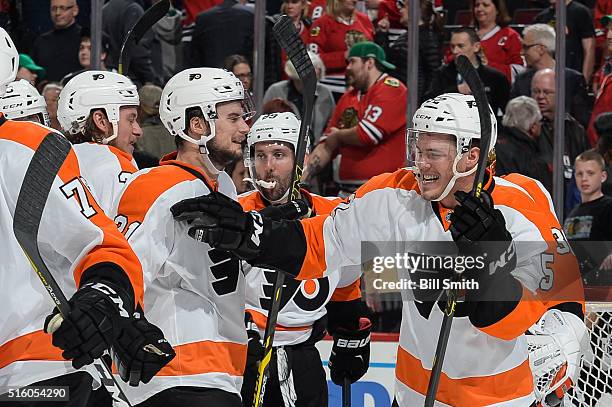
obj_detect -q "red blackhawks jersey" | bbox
[307,0,327,21]
[377,0,406,43]
[326,74,407,189]
[480,25,525,83]
[239,189,361,346]
[307,11,374,78]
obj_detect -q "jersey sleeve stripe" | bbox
[330,279,361,301]
[0,330,64,369]
[358,120,382,144]
[247,309,313,331]
[395,345,533,405]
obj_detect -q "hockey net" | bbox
[565,301,612,407]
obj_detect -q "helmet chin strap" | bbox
[179,119,221,176]
[101,121,120,145]
[430,153,477,202]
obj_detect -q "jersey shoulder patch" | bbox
[383,77,400,87]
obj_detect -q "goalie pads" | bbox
[527,309,590,406]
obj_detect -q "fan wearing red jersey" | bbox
[303,41,407,195]
[237,112,368,407]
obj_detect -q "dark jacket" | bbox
[376,26,443,102]
[495,125,552,192]
[423,60,510,116]
[30,23,82,82]
[103,0,159,85]
[510,67,593,128]
[190,0,254,68]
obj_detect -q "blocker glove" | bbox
[44,281,133,369]
[171,192,265,260]
[111,311,175,386]
[328,318,372,385]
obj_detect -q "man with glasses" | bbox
[510,24,591,128]
[531,68,590,210]
[30,0,82,82]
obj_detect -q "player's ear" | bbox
[92,109,110,135]
[466,146,480,169]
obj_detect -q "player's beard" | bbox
[257,170,291,203]
[207,136,243,169]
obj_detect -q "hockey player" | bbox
[238,112,368,407]
[57,70,142,215]
[0,27,174,405]
[0,79,50,126]
[112,67,255,406]
[171,93,588,406]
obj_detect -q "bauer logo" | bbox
[189,73,202,81]
[337,337,370,348]
[92,73,105,80]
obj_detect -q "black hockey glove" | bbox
[449,190,518,299]
[170,192,265,260]
[328,318,371,385]
[244,312,264,376]
[111,312,175,386]
[259,198,312,221]
[44,281,133,369]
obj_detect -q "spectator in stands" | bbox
[302,42,406,196]
[103,0,159,86]
[225,158,252,195]
[150,1,182,84]
[262,97,296,114]
[375,0,406,44]
[42,82,62,131]
[136,84,174,160]
[496,96,551,191]
[594,0,612,58]
[534,0,596,83]
[263,51,335,143]
[61,28,112,85]
[376,0,444,101]
[181,0,224,26]
[30,0,82,82]
[16,54,45,86]
[588,15,612,146]
[563,150,612,285]
[307,0,374,98]
[471,0,524,83]
[532,68,590,211]
[511,24,592,128]
[190,0,253,69]
[224,54,252,94]
[424,28,509,116]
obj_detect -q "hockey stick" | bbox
[251,15,318,407]
[118,0,170,76]
[13,133,132,407]
[424,54,493,407]
[343,377,351,407]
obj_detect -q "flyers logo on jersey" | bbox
[260,270,330,312]
[310,26,321,37]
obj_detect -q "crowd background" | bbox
[1,0,612,332]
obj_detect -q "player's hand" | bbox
[44,281,133,369]
[259,199,312,221]
[111,313,175,386]
[328,318,371,385]
[170,192,264,260]
[377,16,390,32]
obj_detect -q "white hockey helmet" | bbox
[244,112,303,203]
[0,80,50,126]
[160,68,255,148]
[0,27,19,98]
[57,70,139,144]
[408,93,497,201]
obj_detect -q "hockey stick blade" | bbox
[13,133,132,407]
[424,55,494,407]
[118,0,170,75]
[252,16,318,407]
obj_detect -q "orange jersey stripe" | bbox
[247,309,312,332]
[0,330,63,369]
[330,279,361,301]
[395,345,533,406]
[156,341,246,377]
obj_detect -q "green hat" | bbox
[348,41,396,71]
[18,54,46,78]
[601,15,612,26]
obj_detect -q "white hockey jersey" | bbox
[239,189,361,346]
[72,142,138,215]
[113,156,247,404]
[0,115,144,390]
[263,169,584,406]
